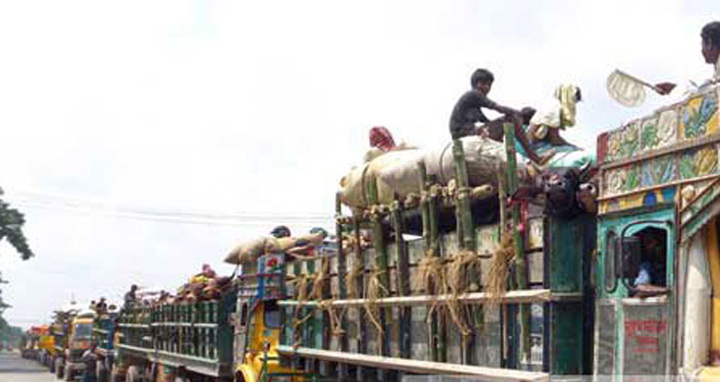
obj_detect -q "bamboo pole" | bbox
[417,161,440,362]
[503,122,531,362]
[428,178,447,362]
[391,198,412,359]
[352,215,367,380]
[452,139,476,251]
[366,178,390,381]
[277,346,549,382]
[335,193,348,380]
[277,289,556,307]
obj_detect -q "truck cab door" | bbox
[596,209,675,379]
[235,301,251,365]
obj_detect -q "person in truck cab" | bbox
[448,68,553,165]
[634,232,668,298]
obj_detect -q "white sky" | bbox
[0,0,717,327]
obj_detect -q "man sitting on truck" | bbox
[653,21,720,93]
[702,21,720,82]
[448,68,554,165]
[123,284,138,309]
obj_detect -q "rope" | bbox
[485,232,516,307]
[363,269,388,355]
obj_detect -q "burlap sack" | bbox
[224,237,268,264]
[339,149,423,208]
[377,136,511,200]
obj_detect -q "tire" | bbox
[64,364,74,381]
[147,363,157,382]
[110,366,123,382]
[97,360,109,382]
[126,365,140,382]
[55,358,64,379]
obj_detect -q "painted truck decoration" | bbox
[596,83,720,378]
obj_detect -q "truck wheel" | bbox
[64,364,74,381]
[126,365,140,382]
[110,365,123,382]
[97,360,108,382]
[55,358,64,379]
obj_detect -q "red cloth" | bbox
[369,126,396,152]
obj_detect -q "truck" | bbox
[22,325,51,361]
[93,310,119,382]
[111,256,310,382]
[58,82,720,382]
[276,129,597,381]
[51,308,95,381]
[276,83,720,381]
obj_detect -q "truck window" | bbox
[74,323,93,339]
[605,230,617,292]
[264,301,280,328]
[630,227,667,289]
[240,303,248,327]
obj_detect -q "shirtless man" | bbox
[449,68,552,164]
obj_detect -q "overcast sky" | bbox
[0,0,716,327]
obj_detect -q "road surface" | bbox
[0,351,58,382]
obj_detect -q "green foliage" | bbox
[640,123,658,150]
[0,187,33,260]
[0,186,33,340]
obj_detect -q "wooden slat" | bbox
[279,289,554,308]
[277,346,548,382]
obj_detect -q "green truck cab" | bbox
[594,83,720,378]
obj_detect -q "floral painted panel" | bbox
[640,154,677,188]
[603,153,677,197]
[640,116,659,152]
[603,165,639,196]
[681,91,718,139]
[678,144,719,179]
[656,108,679,148]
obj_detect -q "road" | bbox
[0,351,58,382]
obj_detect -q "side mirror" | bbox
[619,237,642,279]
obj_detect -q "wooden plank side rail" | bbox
[279,289,566,308]
[277,346,548,382]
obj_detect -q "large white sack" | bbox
[378,136,512,199]
[426,136,510,186]
[339,149,423,209]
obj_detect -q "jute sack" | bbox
[224,237,268,264]
[377,136,512,199]
[264,232,325,253]
[339,149,423,209]
[426,136,510,187]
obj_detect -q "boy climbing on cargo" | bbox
[449,68,553,165]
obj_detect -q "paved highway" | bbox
[0,351,58,382]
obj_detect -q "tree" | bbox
[0,187,33,340]
[0,187,33,260]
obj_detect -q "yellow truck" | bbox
[52,309,95,381]
[113,254,307,382]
